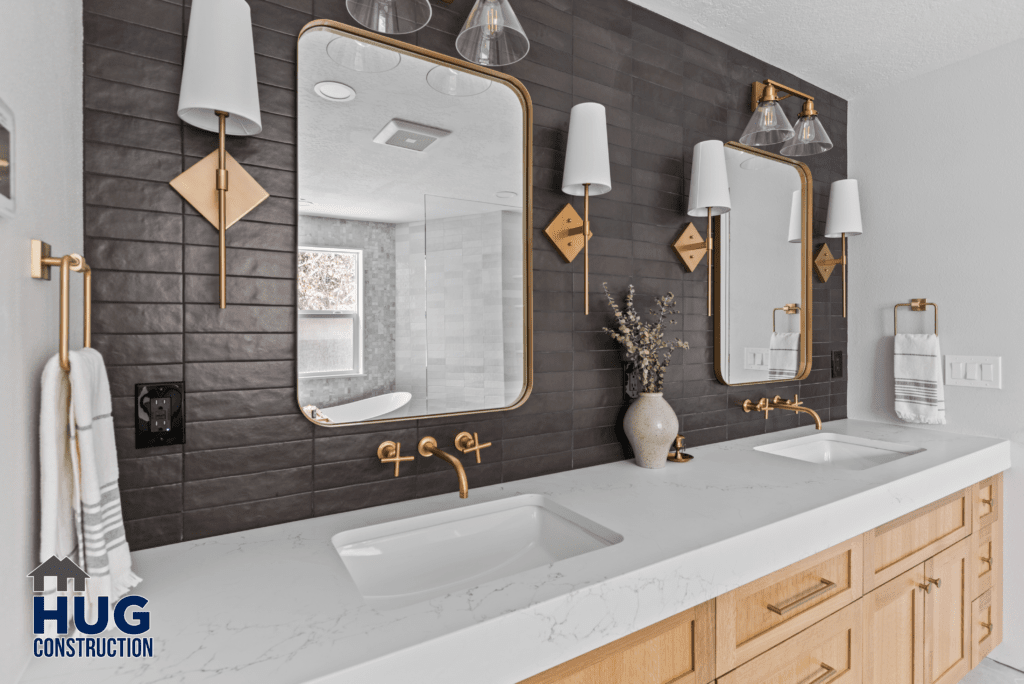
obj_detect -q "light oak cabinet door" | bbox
[519,601,715,684]
[862,564,925,684]
[923,537,971,684]
[863,489,972,592]
[718,600,862,684]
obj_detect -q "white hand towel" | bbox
[894,333,946,424]
[768,332,800,380]
[67,348,141,624]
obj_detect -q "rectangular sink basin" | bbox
[755,433,925,470]
[332,494,623,610]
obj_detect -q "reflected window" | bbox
[297,247,362,377]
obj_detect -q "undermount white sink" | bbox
[332,494,623,610]
[755,433,925,470]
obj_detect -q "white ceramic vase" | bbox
[623,392,678,469]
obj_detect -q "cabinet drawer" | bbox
[716,536,862,675]
[863,488,971,592]
[971,518,1002,599]
[719,600,862,684]
[519,601,715,684]
[973,474,1001,531]
[971,589,1002,669]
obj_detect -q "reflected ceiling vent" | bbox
[372,119,451,152]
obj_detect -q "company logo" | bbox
[28,556,153,658]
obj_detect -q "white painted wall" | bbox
[848,39,1024,669]
[0,0,83,680]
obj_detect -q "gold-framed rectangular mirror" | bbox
[715,142,812,386]
[295,21,532,426]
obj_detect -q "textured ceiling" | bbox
[633,0,1024,98]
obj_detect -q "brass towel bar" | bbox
[31,240,92,371]
[772,303,800,333]
[894,298,937,335]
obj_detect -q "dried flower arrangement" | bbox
[602,283,689,393]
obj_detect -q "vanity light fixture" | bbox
[545,102,611,315]
[346,0,432,35]
[456,0,529,67]
[814,179,863,317]
[678,140,731,316]
[170,0,268,309]
[742,79,833,156]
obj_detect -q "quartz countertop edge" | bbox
[21,420,1012,684]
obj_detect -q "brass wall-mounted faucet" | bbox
[376,434,479,499]
[418,437,469,498]
[742,394,822,430]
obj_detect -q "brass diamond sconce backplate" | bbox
[673,223,708,272]
[170,150,269,231]
[814,243,836,282]
[544,203,590,262]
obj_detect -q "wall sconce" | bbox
[347,0,432,35]
[544,103,611,315]
[814,179,863,317]
[676,140,731,316]
[456,0,529,66]
[741,79,833,156]
[170,0,268,309]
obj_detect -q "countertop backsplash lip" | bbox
[22,420,1010,684]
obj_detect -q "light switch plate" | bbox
[945,355,1002,389]
[744,348,770,371]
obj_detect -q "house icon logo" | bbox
[27,556,90,593]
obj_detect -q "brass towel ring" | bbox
[30,240,92,371]
[894,298,937,335]
[772,303,800,333]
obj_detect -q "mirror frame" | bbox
[713,141,812,386]
[295,20,534,426]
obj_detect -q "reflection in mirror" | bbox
[296,24,530,425]
[717,144,810,385]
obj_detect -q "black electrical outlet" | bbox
[136,382,185,449]
[831,350,844,379]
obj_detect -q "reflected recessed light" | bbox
[314,81,356,102]
[496,191,518,199]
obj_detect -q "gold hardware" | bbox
[418,436,469,498]
[584,183,590,315]
[806,664,838,684]
[766,578,836,615]
[377,440,415,477]
[301,405,333,425]
[170,111,269,309]
[31,240,92,372]
[981,556,993,567]
[751,79,816,114]
[742,397,773,418]
[454,431,491,464]
[982,497,996,508]
[919,577,942,593]
[673,220,715,315]
[770,394,822,430]
[772,303,800,333]
[544,203,588,263]
[813,235,849,317]
[0,159,8,168]
[981,621,994,636]
[894,299,938,335]
[667,434,693,463]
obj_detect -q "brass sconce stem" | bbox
[813,240,848,318]
[584,182,590,316]
[707,207,713,316]
[841,232,847,318]
[216,111,229,309]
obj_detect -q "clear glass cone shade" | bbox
[456,0,530,67]
[739,100,794,146]
[426,66,492,96]
[346,0,432,35]
[780,115,833,156]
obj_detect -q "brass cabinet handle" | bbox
[981,556,994,567]
[808,664,839,684]
[919,577,942,593]
[767,578,836,615]
[982,497,996,509]
[981,621,994,637]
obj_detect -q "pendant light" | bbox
[346,0,432,35]
[456,0,529,67]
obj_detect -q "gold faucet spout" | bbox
[770,395,823,430]
[418,437,469,498]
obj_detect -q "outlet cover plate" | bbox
[944,356,1002,389]
[136,382,186,448]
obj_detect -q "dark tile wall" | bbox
[83,0,848,550]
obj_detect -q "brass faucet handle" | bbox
[377,440,415,478]
[455,431,491,464]
[668,434,693,463]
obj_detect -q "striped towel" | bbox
[67,348,141,625]
[894,333,946,424]
[768,332,800,380]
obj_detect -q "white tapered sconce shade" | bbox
[562,103,611,196]
[347,0,432,35]
[456,0,529,67]
[683,140,732,316]
[171,0,268,309]
[787,190,802,243]
[824,179,863,237]
[178,0,262,135]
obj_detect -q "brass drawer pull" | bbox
[919,577,942,593]
[808,663,838,684]
[767,578,837,615]
[982,497,996,509]
[981,621,994,638]
[981,556,994,567]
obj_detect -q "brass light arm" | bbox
[419,437,469,498]
[751,79,816,113]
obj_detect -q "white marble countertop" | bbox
[22,420,1011,684]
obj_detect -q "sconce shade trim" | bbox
[687,140,732,217]
[347,0,433,36]
[178,0,262,136]
[824,179,863,237]
[562,103,611,196]
[780,114,834,157]
[456,0,529,67]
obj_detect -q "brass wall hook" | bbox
[454,431,491,464]
[377,440,415,477]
